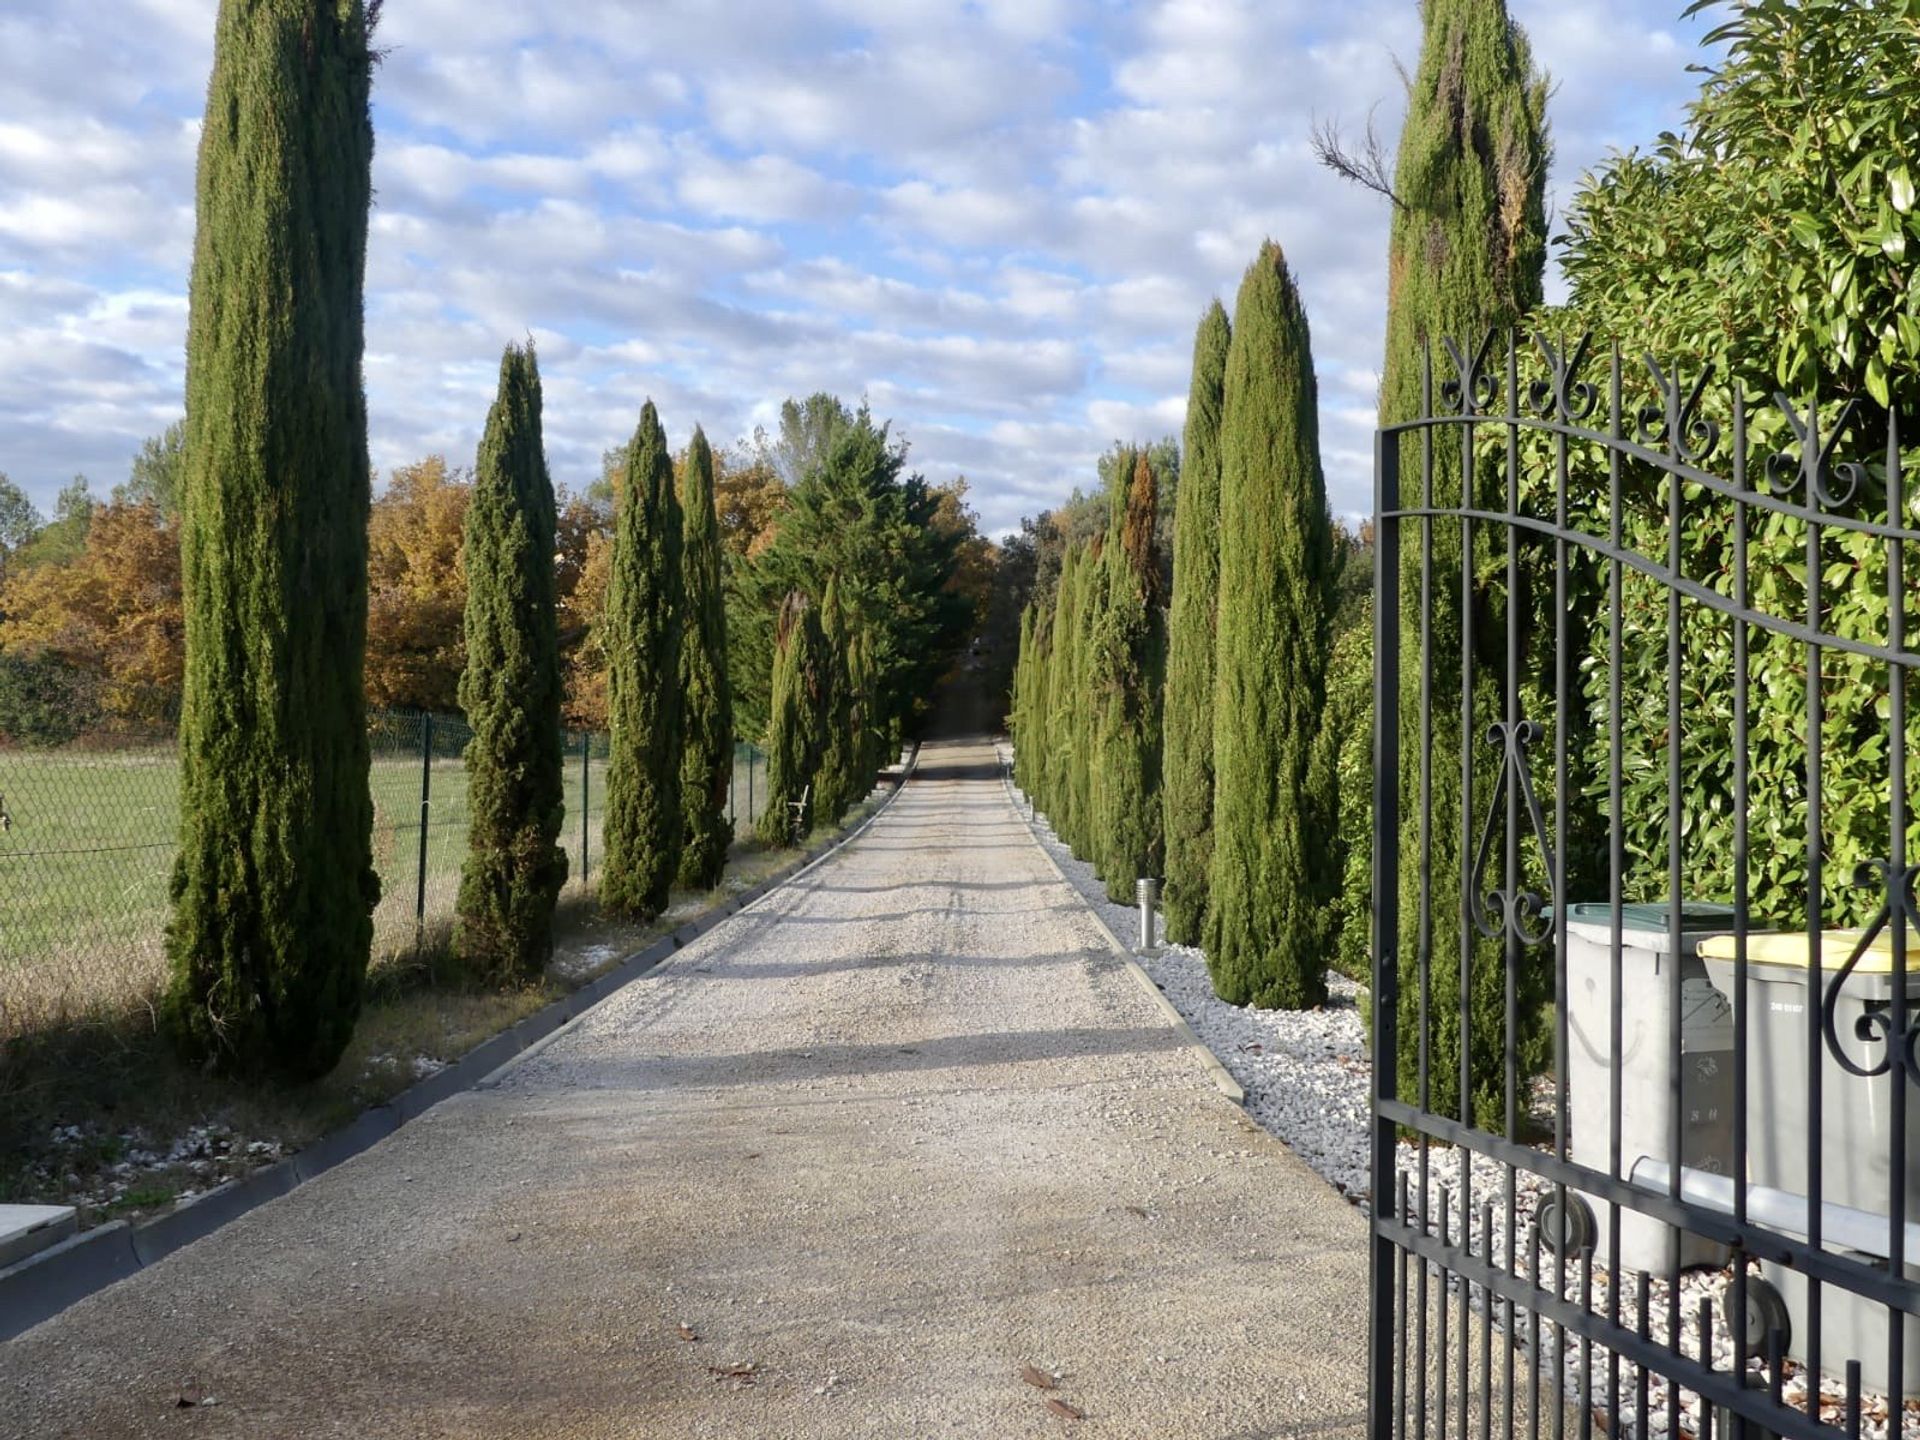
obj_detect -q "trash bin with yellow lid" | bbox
[1697,926,1920,1396]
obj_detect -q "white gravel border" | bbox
[995,745,1920,1439]
[994,746,1371,1201]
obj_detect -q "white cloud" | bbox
[0,0,1708,537]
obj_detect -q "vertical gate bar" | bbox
[1500,333,1521,1440]
[581,730,591,888]
[1730,390,1751,1412]
[1398,1173,1412,1440]
[1528,1224,1542,1440]
[1635,1271,1652,1436]
[1420,346,1436,1225]
[1580,1253,1595,1440]
[1370,424,1404,1440]
[1886,406,1907,1408]
[1551,334,1576,1439]
[1664,364,1685,1440]
[1456,340,1476,1440]
[1504,332,1521,1153]
[749,746,756,834]
[1803,401,1825,1412]
[1478,1202,1493,1440]
[1600,343,1624,1440]
[1418,344,1435,1440]
[1438,1188,1451,1440]
[415,711,432,946]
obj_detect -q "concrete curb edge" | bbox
[997,748,1247,1108]
[0,743,922,1343]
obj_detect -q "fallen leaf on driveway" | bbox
[708,1362,757,1378]
[1021,1365,1057,1390]
[1123,1205,1149,1219]
[678,1323,699,1342]
[1045,1397,1085,1420]
[175,1378,203,1409]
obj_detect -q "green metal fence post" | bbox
[415,711,433,948]
[580,729,591,887]
[748,745,755,834]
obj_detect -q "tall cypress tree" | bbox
[455,342,568,982]
[1205,241,1338,1010]
[812,575,859,825]
[1162,302,1231,946]
[1382,0,1550,1125]
[757,590,827,846]
[601,401,685,921]
[1092,452,1164,904]
[847,620,883,795]
[676,427,733,892]
[163,0,380,1079]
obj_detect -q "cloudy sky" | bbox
[0,0,1714,537]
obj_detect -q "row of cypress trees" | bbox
[1010,241,1341,1011]
[157,0,742,1079]
[1010,449,1165,908]
[1014,0,1556,1109]
[599,404,736,923]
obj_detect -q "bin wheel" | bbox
[1535,1193,1595,1256]
[1742,1278,1791,1357]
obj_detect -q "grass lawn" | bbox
[0,738,771,1038]
[0,735,883,1228]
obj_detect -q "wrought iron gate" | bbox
[1368,332,1920,1439]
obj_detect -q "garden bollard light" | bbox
[1137,877,1160,953]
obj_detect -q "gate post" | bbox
[415,711,433,949]
[1367,428,1402,1439]
[580,730,591,888]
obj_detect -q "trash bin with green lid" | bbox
[1698,927,1920,1397]
[1561,901,1745,1274]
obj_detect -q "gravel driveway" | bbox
[0,735,1368,1439]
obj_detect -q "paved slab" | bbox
[0,735,1368,1439]
[0,1206,76,1270]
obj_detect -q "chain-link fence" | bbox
[0,712,769,1041]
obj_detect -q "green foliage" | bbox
[0,651,99,745]
[1068,535,1109,859]
[12,477,92,572]
[454,343,568,983]
[812,575,860,825]
[163,0,381,1081]
[601,401,685,921]
[1204,242,1339,1010]
[676,428,734,892]
[0,472,41,589]
[119,422,186,518]
[1042,545,1086,837]
[1161,302,1230,944]
[733,402,970,750]
[757,591,827,845]
[1381,0,1550,1125]
[1326,617,1375,984]
[1556,0,1920,938]
[1090,451,1164,904]
[1562,0,1920,414]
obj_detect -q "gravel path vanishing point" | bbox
[0,733,1368,1440]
